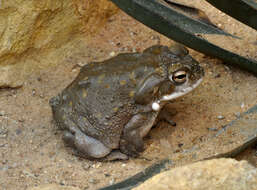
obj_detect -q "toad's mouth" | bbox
[152,78,203,111]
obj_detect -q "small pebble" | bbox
[89,178,98,184]
[217,115,225,120]
[173,149,180,153]
[109,178,115,185]
[224,65,230,71]
[152,102,160,111]
[178,143,184,148]
[214,73,221,78]
[72,68,78,72]
[234,112,241,117]
[1,165,9,171]
[15,129,22,135]
[18,118,25,122]
[0,127,8,138]
[0,143,7,148]
[130,31,137,36]
[207,127,218,131]
[121,47,128,52]
[77,62,87,67]
[32,89,36,96]
[110,51,115,57]
[0,111,5,116]
[59,181,65,186]
[150,35,160,41]
[82,163,91,170]
[92,163,102,169]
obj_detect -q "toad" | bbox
[50,44,204,160]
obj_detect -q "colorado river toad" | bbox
[49,45,204,160]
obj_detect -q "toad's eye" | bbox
[172,70,187,83]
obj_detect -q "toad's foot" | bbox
[106,150,128,161]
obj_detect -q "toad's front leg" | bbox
[158,106,177,126]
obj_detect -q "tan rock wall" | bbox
[0,0,118,87]
[134,158,257,190]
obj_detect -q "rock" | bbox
[207,126,219,131]
[109,178,115,185]
[89,178,99,184]
[133,158,257,190]
[0,111,5,116]
[0,126,8,138]
[0,0,118,87]
[214,73,221,78]
[82,163,91,170]
[235,112,241,117]
[28,184,81,190]
[217,115,225,120]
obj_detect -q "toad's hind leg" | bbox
[120,112,158,157]
[63,129,111,159]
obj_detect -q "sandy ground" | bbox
[0,1,257,190]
